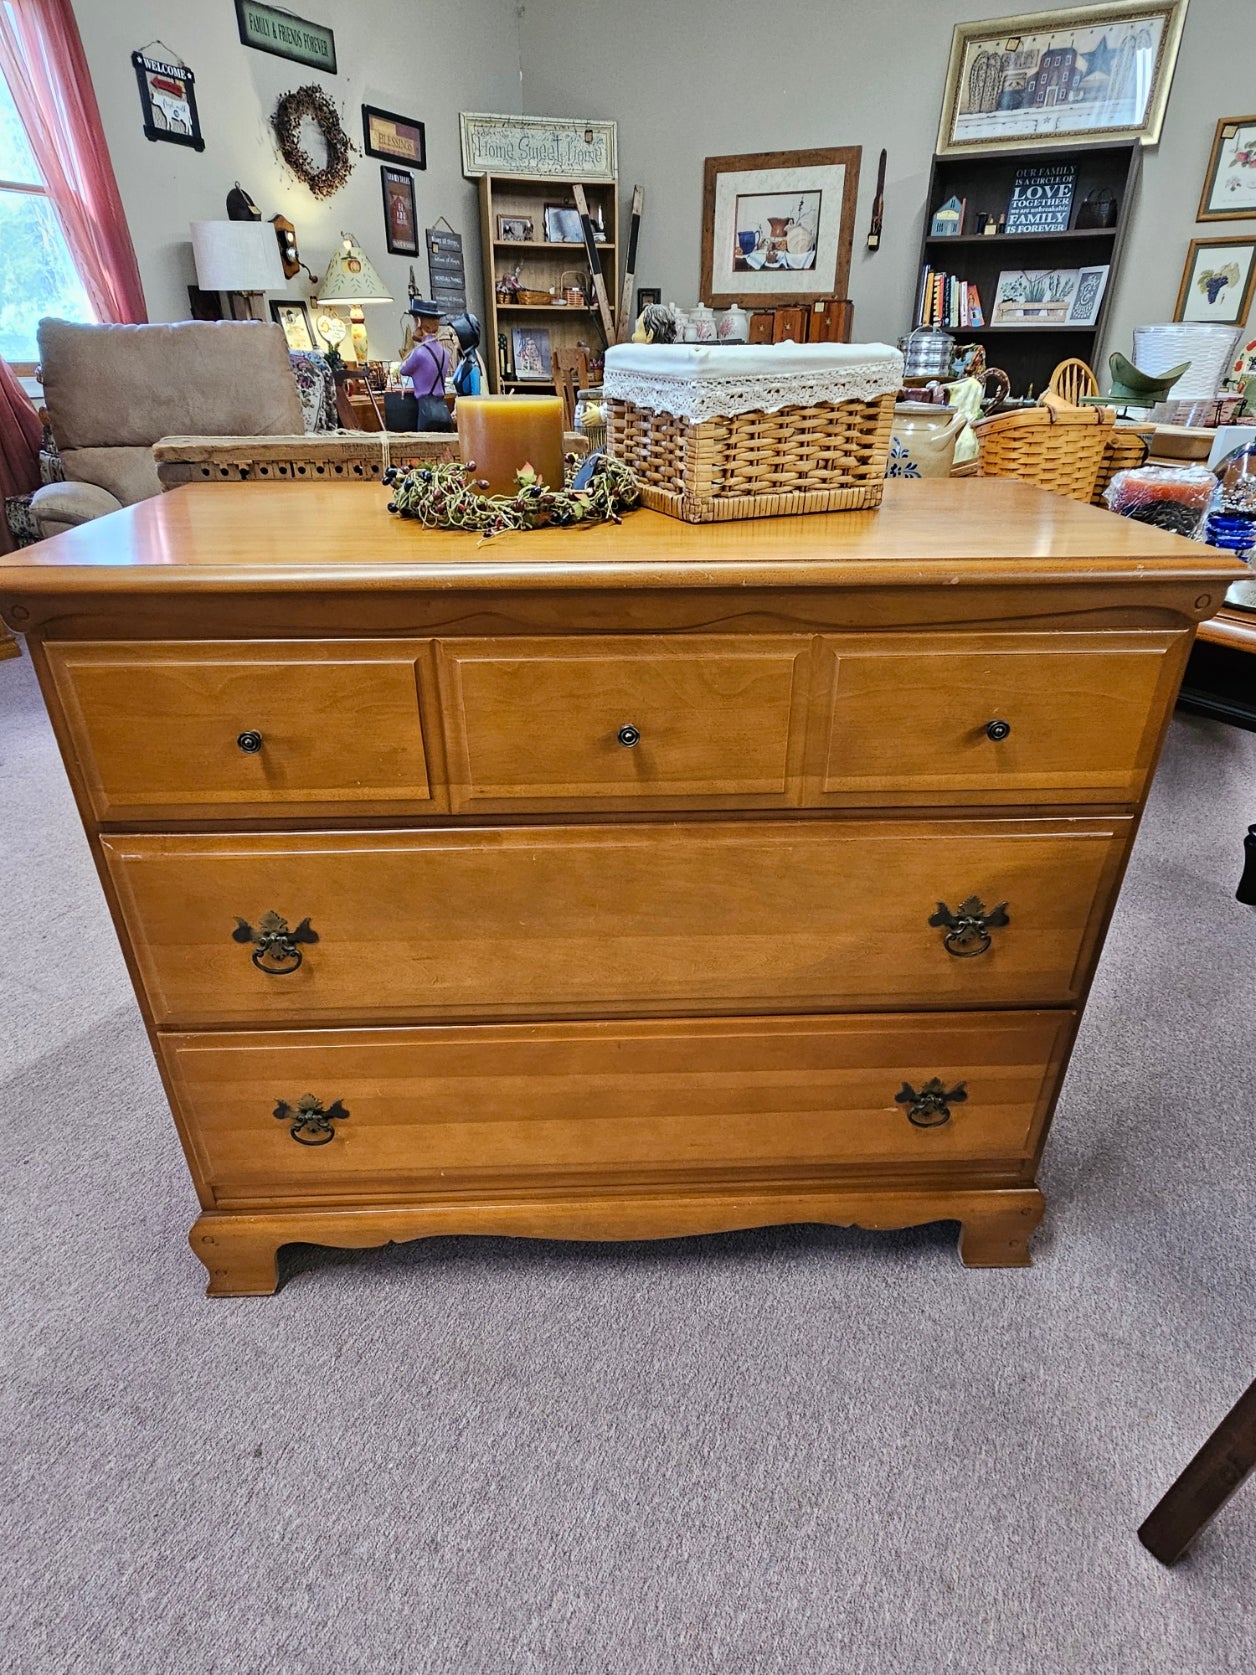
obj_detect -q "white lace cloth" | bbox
[603,341,903,423]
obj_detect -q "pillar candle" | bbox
[457,396,565,497]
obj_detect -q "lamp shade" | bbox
[191,220,285,292]
[318,234,393,304]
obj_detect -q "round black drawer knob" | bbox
[985,719,1011,742]
[617,725,641,748]
[237,730,264,754]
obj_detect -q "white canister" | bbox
[717,303,750,343]
[690,303,717,342]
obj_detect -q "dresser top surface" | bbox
[0,477,1242,599]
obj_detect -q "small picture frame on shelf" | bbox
[497,215,534,242]
[543,205,584,244]
[268,298,316,352]
[511,326,552,381]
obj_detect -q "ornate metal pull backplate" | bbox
[928,896,1009,957]
[274,1093,349,1146]
[894,1078,968,1128]
[232,910,319,974]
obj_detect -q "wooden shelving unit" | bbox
[914,141,1141,397]
[477,173,619,393]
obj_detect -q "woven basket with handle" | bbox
[973,403,1115,504]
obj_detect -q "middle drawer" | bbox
[102,817,1130,1027]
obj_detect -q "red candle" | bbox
[457,396,565,496]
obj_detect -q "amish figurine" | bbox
[631,302,680,344]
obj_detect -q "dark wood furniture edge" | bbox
[1138,1377,1256,1565]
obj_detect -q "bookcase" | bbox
[477,174,619,393]
[914,141,1141,397]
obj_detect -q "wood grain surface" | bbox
[102,818,1128,1027]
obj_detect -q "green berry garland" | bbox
[385,454,641,535]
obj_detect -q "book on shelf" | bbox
[916,266,985,331]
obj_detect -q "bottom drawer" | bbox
[161,1011,1073,1205]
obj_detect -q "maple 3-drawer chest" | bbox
[0,478,1238,1294]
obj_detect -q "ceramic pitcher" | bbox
[887,402,966,479]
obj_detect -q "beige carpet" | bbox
[1,645,1254,1674]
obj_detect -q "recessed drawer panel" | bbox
[161,1010,1073,1204]
[436,635,810,810]
[45,639,437,821]
[814,631,1186,806]
[103,817,1129,1027]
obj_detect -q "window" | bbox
[0,54,94,369]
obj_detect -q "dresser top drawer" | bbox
[437,635,810,811]
[45,639,437,822]
[162,1010,1073,1205]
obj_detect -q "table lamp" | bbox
[190,220,285,320]
[316,233,393,363]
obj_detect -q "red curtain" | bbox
[0,0,146,324]
[0,355,42,554]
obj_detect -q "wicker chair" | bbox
[973,402,1115,503]
[1046,357,1100,406]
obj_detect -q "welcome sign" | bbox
[235,1,336,74]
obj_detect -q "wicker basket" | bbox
[514,288,553,306]
[611,393,897,522]
[1092,425,1152,506]
[973,403,1115,504]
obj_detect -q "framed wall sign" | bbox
[381,167,419,257]
[936,1,1189,156]
[235,1,336,74]
[268,299,316,352]
[1175,237,1256,326]
[363,105,426,170]
[427,222,467,313]
[1198,116,1256,221]
[701,147,861,309]
[459,112,616,181]
[131,52,205,151]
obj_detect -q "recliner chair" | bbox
[28,318,305,539]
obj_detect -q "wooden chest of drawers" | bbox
[1,479,1239,1294]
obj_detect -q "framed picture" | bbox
[936,1,1189,156]
[543,205,584,244]
[510,326,552,382]
[991,267,1095,326]
[701,148,860,308]
[636,287,661,315]
[130,52,205,151]
[1198,116,1256,221]
[268,299,316,352]
[496,215,534,242]
[1068,264,1110,326]
[381,166,419,257]
[362,104,426,169]
[1175,238,1256,327]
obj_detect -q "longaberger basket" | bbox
[603,341,902,523]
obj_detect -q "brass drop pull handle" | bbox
[274,1094,348,1146]
[929,896,1009,957]
[895,1078,968,1128]
[617,724,641,747]
[985,719,1011,742]
[237,730,264,753]
[232,911,319,974]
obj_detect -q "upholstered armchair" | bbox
[27,319,306,539]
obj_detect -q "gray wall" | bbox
[518,0,1256,363]
[74,0,523,340]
